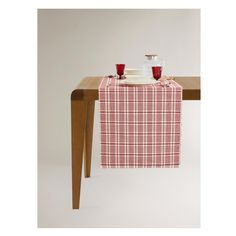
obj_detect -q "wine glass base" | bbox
[117,75,126,80]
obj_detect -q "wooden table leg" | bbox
[84,101,95,178]
[71,98,87,209]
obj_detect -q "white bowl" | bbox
[125,68,143,75]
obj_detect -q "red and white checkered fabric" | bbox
[99,77,182,168]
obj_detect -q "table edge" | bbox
[71,76,201,101]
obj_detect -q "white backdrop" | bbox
[38,9,200,227]
[38,9,200,165]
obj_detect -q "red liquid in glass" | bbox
[116,64,125,79]
[152,66,162,80]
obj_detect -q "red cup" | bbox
[116,64,125,79]
[152,66,162,80]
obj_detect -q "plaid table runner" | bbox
[99,77,182,168]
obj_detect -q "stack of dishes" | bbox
[125,68,143,75]
[123,68,158,85]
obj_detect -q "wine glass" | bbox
[116,64,125,79]
[152,66,162,80]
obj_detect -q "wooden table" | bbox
[71,76,200,209]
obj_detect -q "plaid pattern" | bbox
[99,77,182,168]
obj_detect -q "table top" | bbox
[71,76,201,101]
